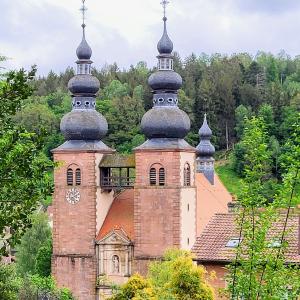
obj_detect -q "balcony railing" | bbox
[100,176,135,189]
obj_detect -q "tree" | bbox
[103,86,145,152]
[110,274,156,300]
[35,238,52,277]
[0,263,20,300]
[148,249,214,300]
[227,116,300,299]
[16,213,52,277]
[112,249,214,300]
[235,105,252,139]
[0,66,54,254]
[19,275,74,300]
[13,103,59,135]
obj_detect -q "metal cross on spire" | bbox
[80,0,87,27]
[160,0,170,19]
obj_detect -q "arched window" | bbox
[184,163,191,186]
[112,255,120,274]
[75,168,81,186]
[150,168,156,186]
[159,168,165,186]
[67,169,73,186]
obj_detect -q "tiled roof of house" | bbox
[96,189,134,241]
[192,213,300,264]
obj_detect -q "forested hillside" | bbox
[16,51,300,155]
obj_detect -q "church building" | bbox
[51,1,232,299]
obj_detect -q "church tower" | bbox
[196,114,216,184]
[51,2,114,299]
[134,1,197,274]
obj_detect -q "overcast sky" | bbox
[1,0,300,75]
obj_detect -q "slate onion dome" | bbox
[141,0,190,139]
[60,1,108,141]
[196,114,215,157]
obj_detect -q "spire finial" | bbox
[161,0,169,21]
[76,0,92,60]
[80,0,87,34]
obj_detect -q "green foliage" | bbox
[16,213,52,277]
[0,67,54,254]
[215,162,243,196]
[0,263,20,300]
[227,114,300,299]
[148,249,214,300]
[111,249,214,300]
[235,105,252,139]
[18,275,74,300]
[35,238,52,277]
[100,83,145,152]
[110,274,156,300]
[0,67,36,121]
[14,103,59,133]
[258,104,275,136]
[9,51,300,154]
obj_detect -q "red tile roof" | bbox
[192,213,300,264]
[96,189,134,241]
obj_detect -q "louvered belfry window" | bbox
[67,169,73,186]
[150,168,156,185]
[75,168,81,186]
[159,168,165,186]
[184,163,191,186]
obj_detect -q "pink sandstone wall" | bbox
[134,149,196,274]
[52,152,97,300]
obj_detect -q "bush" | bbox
[0,263,20,300]
[110,249,214,300]
[35,239,52,277]
[18,275,74,300]
[110,274,156,300]
[16,213,52,277]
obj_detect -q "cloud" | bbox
[1,0,300,75]
[234,0,300,14]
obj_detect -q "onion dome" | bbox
[68,74,100,96]
[61,110,108,140]
[76,25,92,60]
[141,1,190,141]
[157,17,173,54]
[60,2,108,142]
[196,114,215,157]
[141,107,190,139]
[148,70,182,91]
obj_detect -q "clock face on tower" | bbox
[66,188,81,205]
